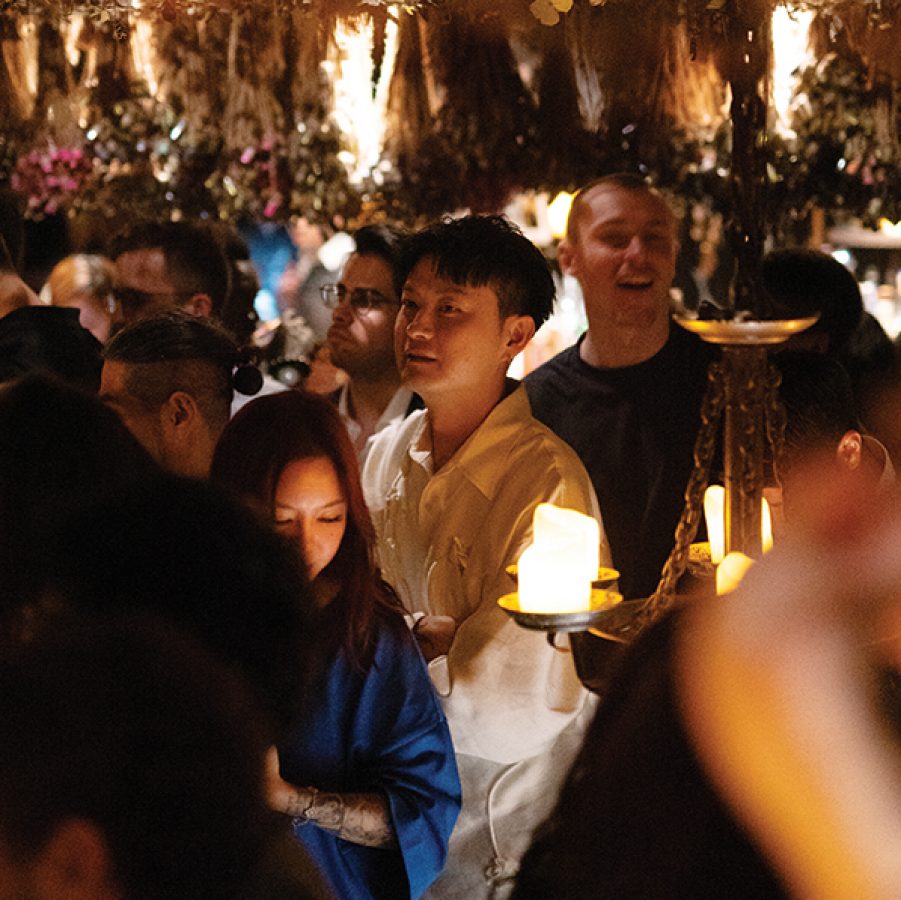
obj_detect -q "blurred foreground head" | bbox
[0,374,156,609]
[28,473,315,736]
[0,614,271,900]
[0,306,101,391]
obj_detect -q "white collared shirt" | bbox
[363,384,611,765]
[337,382,416,465]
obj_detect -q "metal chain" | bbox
[735,352,766,547]
[643,359,725,627]
[764,359,786,483]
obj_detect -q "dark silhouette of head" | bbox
[762,249,863,356]
[0,613,271,900]
[37,473,314,736]
[0,306,102,391]
[0,373,157,615]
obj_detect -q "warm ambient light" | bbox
[517,504,599,614]
[547,192,574,242]
[716,551,754,595]
[704,485,773,565]
[879,218,901,238]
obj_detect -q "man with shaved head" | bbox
[526,174,718,606]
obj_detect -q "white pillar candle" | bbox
[517,504,600,614]
[704,485,726,564]
[704,484,775,563]
[762,498,774,554]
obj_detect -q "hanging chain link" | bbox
[642,359,726,627]
[764,358,786,482]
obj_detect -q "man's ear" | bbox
[33,819,121,900]
[503,314,536,361]
[161,391,200,431]
[557,238,576,277]
[836,429,863,471]
[182,292,213,318]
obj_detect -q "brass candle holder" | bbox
[498,565,622,640]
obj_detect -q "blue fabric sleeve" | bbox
[281,616,460,899]
[354,623,461,898]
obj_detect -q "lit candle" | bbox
[716,551,754,595]
[762,498,773,553]
[517,504,600,614]
[704,484,774,563]
[704,485,726,564]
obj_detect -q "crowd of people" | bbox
[3,175,901,899]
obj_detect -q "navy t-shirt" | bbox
[525,326,718,600]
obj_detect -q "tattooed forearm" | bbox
[284,786,397,849]
[282,786,315,819]
[313,790,397,848]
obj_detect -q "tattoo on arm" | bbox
[294,788,398,848]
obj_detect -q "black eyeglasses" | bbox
[112,286,191,313]
[320,284,396,313]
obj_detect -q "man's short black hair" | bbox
[103,310,240,430]
[352,223,409,296]
[762,249,863,355]
[108,220,230,316]
[0,613,271,899]
[772,350,860,476]
[398,215,555,329]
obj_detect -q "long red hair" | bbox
[211,390,404,670]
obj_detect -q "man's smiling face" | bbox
[563,185,678,333]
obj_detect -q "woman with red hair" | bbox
[211,389,460,900]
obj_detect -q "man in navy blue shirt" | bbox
[526,174,717,603]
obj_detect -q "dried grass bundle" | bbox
[222,3,287,151]
[383,12,433,165]
[814,1,901,81]
[0,18,33,128]
[154,16,227,143]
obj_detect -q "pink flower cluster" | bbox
[225,136,285,220]
[11,146,93,218]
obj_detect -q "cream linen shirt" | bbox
[363,384,612,765]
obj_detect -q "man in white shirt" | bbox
[325,224,420,463]
[363,215,611,899]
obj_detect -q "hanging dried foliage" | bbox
[221,6,287,152]
[282,8,330,124]
[382,13,432,172]
[154,15,229,145]
[80,17,136,115]
[415,11,540,213]
[1,0,899,230]
[777,47,901,226]
[30,18,82,145]
[564,1,691,135]
[0,0,416,27]
[529,23,598,191]
[0,16,33,129]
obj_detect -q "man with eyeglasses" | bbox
[324,224,421,462]
[106,221,230,328]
